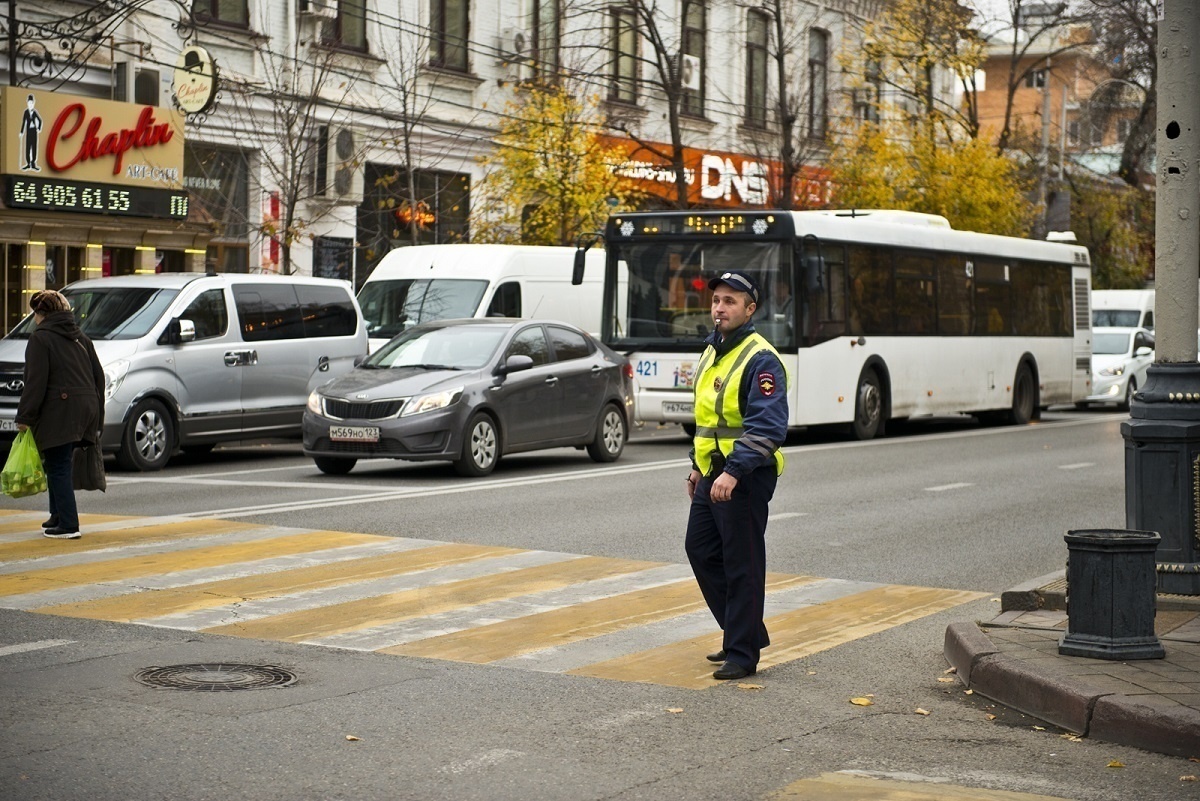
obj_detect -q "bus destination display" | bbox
[611,214,775,237]
[5,176,189,219]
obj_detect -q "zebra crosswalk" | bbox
[0,509,986,689]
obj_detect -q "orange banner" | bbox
[602,136,831,209]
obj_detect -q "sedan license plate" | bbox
[0,419,16,432]
[329,425,380,443]
[662,402,694,415]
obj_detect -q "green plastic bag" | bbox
[2,430,48,499]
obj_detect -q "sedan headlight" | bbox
[103,359,129,400]
[306,390,323,415]
[1099,366,1124,377]
[401,387,463,416]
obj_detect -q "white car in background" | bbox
[1080,326,1154,411]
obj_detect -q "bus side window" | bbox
[895,253,936,335]
[848,245,892,334]
[974,260,1012,335]
[937,254,972,335]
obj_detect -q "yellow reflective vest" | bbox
[692,331,785,477]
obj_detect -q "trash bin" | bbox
[1059,529,1165,660]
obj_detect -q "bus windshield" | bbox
[357,279,488,340]
[605,240,789,348]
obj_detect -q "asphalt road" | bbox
[2,408,1195,800]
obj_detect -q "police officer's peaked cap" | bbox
[708,270,760,303]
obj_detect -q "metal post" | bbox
[1121,0,1200,594]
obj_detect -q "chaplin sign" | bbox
[172,46,217,115]
[1,86,184,190]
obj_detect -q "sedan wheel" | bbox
[454,413,499,477]
[587,404,627,463]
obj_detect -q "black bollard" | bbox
[1059,529,1165,660]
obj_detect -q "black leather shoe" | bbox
[706,649,727,663]
[712,661,754,680]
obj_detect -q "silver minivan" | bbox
[0,273,368,470]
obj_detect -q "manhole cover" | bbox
[134,663,297,691]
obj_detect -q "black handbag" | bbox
[72,443,107,492]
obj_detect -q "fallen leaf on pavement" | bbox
[1107,760,1125,768]
[1032,726,1045,731]
[1191,757,1200,763]
[850,697,874,706]
[937,677,956,683]
[1180,776,1197,782]
[666,708,684,714]
[985,714,997,721]
[807,671,817,675]
[1060,734,1083,742]
[915,708,930,716]
[737,683,764,691]
[345,735,360,741]
[964,689,974,695]
[943,667,957,674]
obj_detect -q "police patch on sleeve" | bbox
[757,371,776,396]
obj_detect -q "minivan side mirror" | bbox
[161,318,196,345]
[498,354,534,375]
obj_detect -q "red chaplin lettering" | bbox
[46,104,175,175]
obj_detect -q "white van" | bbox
[357,244,604,351]
[0,274,367,470]
[1092,289,1154,330]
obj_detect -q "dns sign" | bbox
[395,200,436,230]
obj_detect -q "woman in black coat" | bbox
[15,290,104,539]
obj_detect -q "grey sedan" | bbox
[302,318,633,476]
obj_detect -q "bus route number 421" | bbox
[636,360,658,377]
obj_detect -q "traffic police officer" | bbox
[685,269,788,680]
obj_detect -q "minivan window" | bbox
[6,287,180,340]
[297,284,357,338]
[180,288,229,341]
[357,279,488,339]
[234,284,305,341]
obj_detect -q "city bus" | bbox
[574,209,1092,439]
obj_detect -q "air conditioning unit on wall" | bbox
[676,53,701,92]
[301,0,338,20]
[496,28,531,64]
[113,62,163,106]
[314,126,364,205]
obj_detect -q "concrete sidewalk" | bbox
[944,571,1200,759]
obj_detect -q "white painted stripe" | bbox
[314,564,695,651]
[144,549,582,630]
[4,537,443,611]
[1058,462,1095,470]
[770,512,807,521]
[924,482,974,492]
[0,639,74,657]
[492,577,879,673]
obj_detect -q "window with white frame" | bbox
[745,10,769,127]
[610,7,638,103]
[194,0,248,26]
[807,28,829,140]
[431,0,470,72]
[326,0,368,51]
[681,1,706,116]
[534,0,560,78]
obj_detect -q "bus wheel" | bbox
[1007,364,1036,425]
[851,369,884,440]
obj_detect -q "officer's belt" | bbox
[695,425,744,438]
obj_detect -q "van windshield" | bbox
[6,287,179,340]
[1093,309,1141,328]
[357,279,488,339]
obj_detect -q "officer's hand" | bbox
[710,472,738,502]
[685,469,701,500]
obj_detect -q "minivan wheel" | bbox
[587,404,627,463]
[314,456,356,475]
[116,398,173,472]
[454,413,499,477]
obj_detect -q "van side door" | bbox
[294,283,367,391]
[232,283,308,438]
[169,286,243,443]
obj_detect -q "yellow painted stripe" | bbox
[206,556,660,644]
[36,543,523,622]
[570,584,987,689]
[386,573,821,663]
[0,513,130,536]
[3,530,385,598]
[770,772,1075,800]
[0,518,256,563]
[0,509,27,518]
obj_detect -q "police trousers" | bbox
[684,466,777,670]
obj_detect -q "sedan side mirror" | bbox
[1135,346,1152,357]
[498,354,534,375]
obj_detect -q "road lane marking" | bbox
[924,482,974,492]
[770,512,807,521]
[0,518,257,563]
[1057,462,1095,470]
[0,639,74,657]
[771,772,1076,800]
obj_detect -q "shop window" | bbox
[358,164,471,280]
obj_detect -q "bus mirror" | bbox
[804,253,825,291]
[572,250,586,285]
